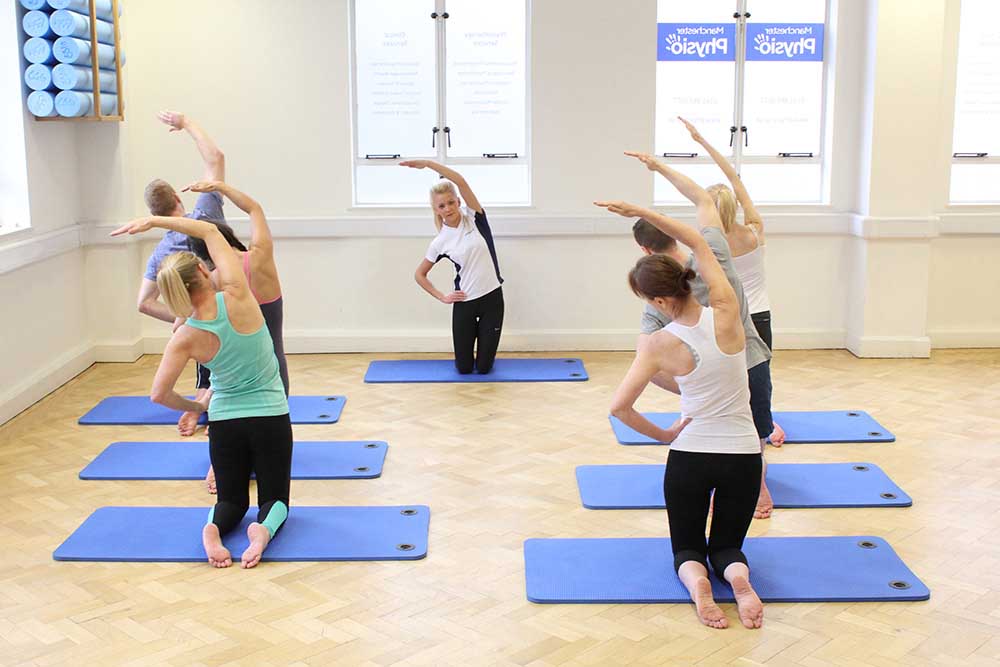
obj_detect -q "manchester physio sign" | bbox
[746,24,824,61]
[657,24,736,61]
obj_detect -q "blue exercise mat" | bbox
[524,536,929,603]
[54,505,430,562]
[575,463,911,509]
[610,410,894,445]
[364,358,588,383]
[80,441,388,480]
[78,395,347,425]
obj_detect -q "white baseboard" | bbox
[0,342,94,426]
[773,328,846,350]
[846,334,932,358]
[928,329,1000,348]
[92,337,145,362]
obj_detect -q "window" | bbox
[654,0,828,204]
[950,0,1000,204]
[351,0,529,206]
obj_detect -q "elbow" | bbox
[609,404,630,421]
[137,300,152,316]
[210,149,225,169]
[149,388,167,406]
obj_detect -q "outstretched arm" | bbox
[624,151,721,232]
[400,160,483,213]
[185,181,272,256]
[158,111,225,182]
[678,117,762,230]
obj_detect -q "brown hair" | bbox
[706,184,738,233]
[628,254,696,300]
[144,179,178,217]
[631,218,677,252]
[156,252,203,318]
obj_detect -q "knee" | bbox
[708,547,747,578]
[673,549,707,574]
[455,363,474,375]
[476,360,495,374]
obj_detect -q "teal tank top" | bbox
[185,292,288,421]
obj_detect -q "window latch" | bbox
[741,125,748,147]
[663,152,698,158]
[778,152,814,158]
[729,126,737,147]
[483,153,518,158]
[365,154,401,160]
[953,152,988,158]
[443,126,451,147]
[432,126,439,148]
[430,11,449,19]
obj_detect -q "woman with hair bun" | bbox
[401,160,504,375]
[597,163,764,631]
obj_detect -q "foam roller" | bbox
[50,9,115,45]
[55,90,118,117]
[20,0,48,10]
[24,64,55,91]
[27,91,58,117]
[53,37,124,69]
[22,10,54,38]
[23,38,56,65]
[52,63,117,92]
[47,0,120,23]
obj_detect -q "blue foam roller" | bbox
[80,440,388,480]
[52,63,116,91]
[27,90,57,117]
[78,395,347,425]
[22,10,54,38]
[610,410,895,445]
[50,9,115,44]
[54,505,430,562]
[52,36,123,69]
[24,63,54,91]
[575,463,912,509]
[364,358,588,383]
[21,0,48,9]
[524,536,929,603]
[55,90,117,116]
[23,37,56,64]
[48,0,118,23]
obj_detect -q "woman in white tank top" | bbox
[598,163,764,631]
[680,117,786,446]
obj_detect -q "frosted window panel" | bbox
[657,0,737,23]
[738,163,822,202]
[356,164,529,206]
[744,0,826,23]
[445,0,527,157]
[952,1,1000,155]
[654,163,733,204]
[355,0,437,158]
[655,63,736,155]
[742,61,823,155]
[950,164,1000,203]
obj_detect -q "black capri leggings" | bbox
[751,310,772,351]
[664,449,762,578]
[452,286,504,374]
[207,413,293,536]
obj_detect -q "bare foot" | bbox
[768,421,785,447]
[202,524,232,568]
[754,484,773,519]
[177,411,200,437]
[241,522,271,569]
[205,465,217,495]
[731,575,764,629]
[692,577,728,629]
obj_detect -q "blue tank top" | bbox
[185,292,288,421]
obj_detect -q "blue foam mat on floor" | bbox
[525,536,929,603]
[80,441,388,480]
[364,358,588,383]
[54,505,429,562]
[79,395,347,425]
[610,410,894,444]
[576,463,911,509]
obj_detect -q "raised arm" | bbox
[624,151,721,232]
[185,181,272,256]
[158,111,225,181]
[679,117,762,229]
[400,160,483,213]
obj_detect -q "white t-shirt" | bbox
[425,206,503,301]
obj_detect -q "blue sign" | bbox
[657,23,736,62]
[746,23,824,61]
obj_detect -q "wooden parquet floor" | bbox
[2,349,1000,666]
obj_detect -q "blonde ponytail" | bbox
[429,180,460,232]
[707,183,738,234]
[156,252,202,318]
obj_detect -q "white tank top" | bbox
[731,226,770,315]
[664,306,761,454]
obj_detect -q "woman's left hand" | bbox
[624,151,665,172]
[110,217,155,236]
[660,416,692,443]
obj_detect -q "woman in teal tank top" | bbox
[112,204,291,569]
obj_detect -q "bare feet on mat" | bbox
[205,466,217,495]
[177,411,200,437]
[693,577,728,629]
[754,484,773,519]
[768,421,785,447]
[731,575,764,629]
[241,522,271,569]
[202,524,231,568]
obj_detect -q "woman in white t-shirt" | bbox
[679,117,785,446]
[402,160,505,374]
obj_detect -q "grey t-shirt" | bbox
[143,192,225,281]
[640,226,771,369]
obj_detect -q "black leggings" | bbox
[452,286,504,374]
[208,413,293,536]
[664,449,762,578]
[751,311,772,351]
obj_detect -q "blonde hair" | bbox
[156,252,203,318]
[429,180,461,232]
[707,183,738,234]
[144,179,179,217]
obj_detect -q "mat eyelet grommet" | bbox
[325,397,338,401]
[396,543,415,551]
[365,443,380,449]
[869,431,882,437]
[317,414,330,419]
[354,466,369,473]
[564,359,574,363]
[889,580,911,590]
[570,373,581,377]
[847,412,860,417]
[880,492,897,499]
[858,540,877,549]
[400,509,418,516]
[853,465,869,471]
